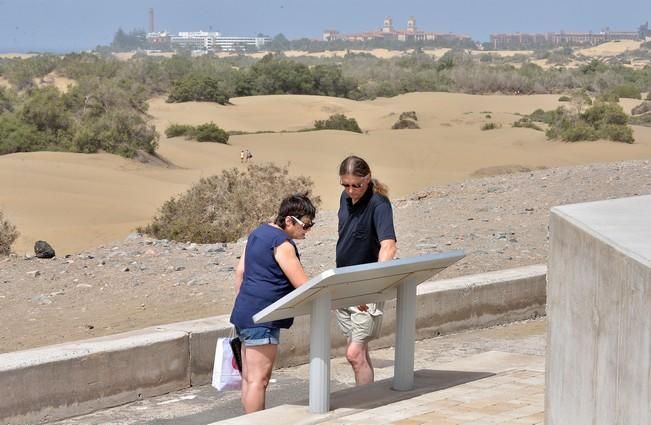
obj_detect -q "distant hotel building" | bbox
[490,22,650,49]
[146,30,271,52]
[324,17,471,44]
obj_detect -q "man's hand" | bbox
[357,304,369,311]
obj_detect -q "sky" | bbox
[0,0,649,52]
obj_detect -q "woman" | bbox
[335,155,397,386]
[230,193,316,413]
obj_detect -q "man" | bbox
[336,155,397,385]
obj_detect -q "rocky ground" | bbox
[1,159,649,354]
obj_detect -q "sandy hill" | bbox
[2,92,651,255]
[577,39,645,57]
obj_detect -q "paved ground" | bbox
[53,318,546,425]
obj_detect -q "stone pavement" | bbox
[52,319,546,425]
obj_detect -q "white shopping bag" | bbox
[211,337,242,391]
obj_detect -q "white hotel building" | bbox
[166,31,271,52]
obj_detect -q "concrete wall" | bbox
[0,328,190,425]
[546,195,651,425]
[0,264,546,424]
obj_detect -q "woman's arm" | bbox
[234,248,246,294]
[274,241,309,288]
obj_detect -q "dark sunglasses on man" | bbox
[340,182,365,189]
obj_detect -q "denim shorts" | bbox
[236,326,280,346]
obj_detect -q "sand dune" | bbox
[577,39,644,57]
[2,92,651,254]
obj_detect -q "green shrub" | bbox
[544,102,634,143]
[629,113,651,127]
[609,84,642,100]
[512,117,543,131]
[164,122,229,144]
[165,124,194,138]
[631,101,651,116]
[599,123,634,143]
[597,92,620,103]
[399,111,418,121]
[480,122,500,131]
[194,122,229,143]
[646,92,651,101]
[314,114,362,133]
[0,210,19,255]
[167,74,230,104]
[529,108,552,123]
[558,95,571,102]
[547,121,598,142]
[141,163,320,243]
[582,102,628,126]
[392,119,420,129]
[72,110,159,157]
[0,113,52,155]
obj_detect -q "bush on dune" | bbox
[544,102,634,143]
[141,163,321,243]
[314,114,362,133]
[631,101,651,116]
[165,122,229,144]
[0,210,19,255]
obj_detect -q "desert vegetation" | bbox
[526,101,634,143]
[165,123,229,143]
[0,210,19,255]
[481,122,501,131]
[314,113,362,133]
[2,50,651,157]
[140,163,320,243]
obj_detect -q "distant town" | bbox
[139,8,650,53]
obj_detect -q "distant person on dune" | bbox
[335,155,397,386]
[230,193,316,413]
[240,150,245,163]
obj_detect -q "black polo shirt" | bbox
[336,184,396,268]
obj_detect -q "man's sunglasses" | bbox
[290,216,314,230]
[340,182,365,189]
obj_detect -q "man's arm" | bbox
[378,238,397,262]
[357,239,397,311]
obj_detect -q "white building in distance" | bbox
[162,31,270,52]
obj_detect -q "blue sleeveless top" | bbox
[230,224,298,329]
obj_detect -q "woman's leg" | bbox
[241,343,278,413]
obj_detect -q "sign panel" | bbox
[254,250,464,323]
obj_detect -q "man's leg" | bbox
[345,340,374,385]
[241,344,277,413]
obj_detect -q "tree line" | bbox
[1,50,650,158]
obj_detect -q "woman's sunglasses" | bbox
[290,216,314,230]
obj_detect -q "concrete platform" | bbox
[52,319,546,425]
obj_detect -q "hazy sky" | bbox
[0,0,649,52]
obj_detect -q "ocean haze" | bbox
[0,0,648,52]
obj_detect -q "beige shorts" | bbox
[336,302,384,342]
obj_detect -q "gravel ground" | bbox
[1,159,649,354]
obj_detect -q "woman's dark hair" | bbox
[274,192,317,228]
[338,155,389,196]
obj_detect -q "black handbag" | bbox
[229,337,243,372]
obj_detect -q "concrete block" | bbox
[0,328,190,424]
[546,195,651,425]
